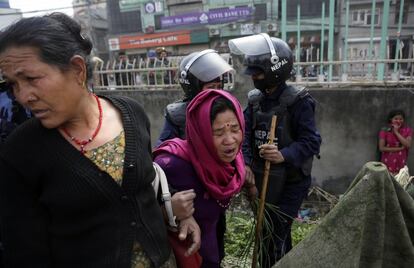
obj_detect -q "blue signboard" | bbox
[0,0,10,8]
[161,7,253,29]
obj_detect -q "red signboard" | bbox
[119,30,192,49]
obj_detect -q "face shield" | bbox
[228,34,272,56]
[186,50,234,83]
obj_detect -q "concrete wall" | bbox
[99,86,414,194]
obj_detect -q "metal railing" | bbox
[92,56,414,90]
[92,54,234,90]
[291,58,414,86]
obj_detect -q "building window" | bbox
[254,3,267,21]
[351,8,380,25]
[394,0,409,24]
[366,10,379,25]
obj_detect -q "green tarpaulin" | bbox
[275,162,414,268]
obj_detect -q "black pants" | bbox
[256,175,311,268]
[0,237,3,268]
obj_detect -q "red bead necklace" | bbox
[62,94,103,154]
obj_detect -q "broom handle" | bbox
[252,115,277,268]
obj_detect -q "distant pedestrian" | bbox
[155,47,174,85]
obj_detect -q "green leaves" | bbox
[222,193,319,267]
[292,221,318,246]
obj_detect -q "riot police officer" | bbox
[156,49,233,145]
[229,33,322,267]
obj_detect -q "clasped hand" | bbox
[177,216,201,256]
[171,189,201,256]
[258,144,285,164]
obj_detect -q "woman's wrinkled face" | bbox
[0,46,80,129]
[212,109,243,163]
[391,114,404,127]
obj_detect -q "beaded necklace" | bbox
[62,94,103,154]
[216,196,233,209]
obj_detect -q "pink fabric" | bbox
[154,89,245,200]
[379,126,412,174]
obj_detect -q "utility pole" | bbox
[86,0,96,56]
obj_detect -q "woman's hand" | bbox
[178,216,201,256]
[379,139,407,152]
[392,123,401,134]
[393,128,412,149]
[259,144,285,164]
[171,189,196,220]
[244,165,257,201]
[245,165,255,187]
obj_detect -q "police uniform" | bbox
[243,82,321,264]
[0,88,31,144]
[229,33,322,267]
[156,101,188,147]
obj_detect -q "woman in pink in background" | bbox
[379,109,412,175]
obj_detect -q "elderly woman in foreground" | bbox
[0,13,199,268]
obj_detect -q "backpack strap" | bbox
[152,162,178,228]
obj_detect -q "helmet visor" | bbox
[229,34,270,56]
[244,66,264,75]
[190,52,234,83]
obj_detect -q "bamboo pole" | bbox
[252,115,277,268]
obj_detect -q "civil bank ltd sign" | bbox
[161,7,253,29]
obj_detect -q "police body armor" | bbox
[165,101,188,139]
[249,86,313,204]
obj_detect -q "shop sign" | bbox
[108,38,120,51]
[154,1,163,12]
[144,2,155,14]
[118,31,191,49]
[161,7,253,29]
[240,23,261,35]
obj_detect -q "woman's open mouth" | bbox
[32,109,49,119]
[223,148,237,158]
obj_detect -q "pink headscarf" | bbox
[154,89,245,201]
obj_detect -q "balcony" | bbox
[166,0,202,6]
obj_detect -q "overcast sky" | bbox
[8,0,73,17]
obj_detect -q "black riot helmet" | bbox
[229,33,293,92]
[178,49,233,100]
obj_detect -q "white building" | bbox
[0,0,22,30]
[72,0,108,59]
